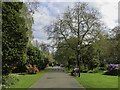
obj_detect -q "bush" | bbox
[99,67,106,70]
[104,64,120,76]
[93,68,100,73]
[27,45,49,70]
[12,64,27,73]
[2,74,19,88]
[88,70,94,73]
[80,65,88,73]
[88,67,101,73]
[104,68,120,76]
[81,70,88,73]
[40,58,49,70]
[107,64,118,71]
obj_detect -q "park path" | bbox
[29,66,85,89]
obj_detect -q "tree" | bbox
[46,2,103,77]
[82,44,100,70]
[20,3,34,46]
[25,2,40,14]
[54,38,76,69]
[27,45,47,70]
[93,32,110,66]
[2,2,33,74]
[55,36,101,70]
[108,26,120,64]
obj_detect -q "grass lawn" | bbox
[75,73,118,90]
[10,69,48,89]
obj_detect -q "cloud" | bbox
[91,1,118,29]
[32,1,119,45]
[32,2,71,44]
[33,5,55,25]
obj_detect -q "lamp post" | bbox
[77,22,84,77]
[77,45,80,77]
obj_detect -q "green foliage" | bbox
[107,26,120,64]
[27,45,49,70]
[82,44,100,70]
[2,2,25,74]
[55,37,101,70]
[27,45,42,69]
[104,68,120,76]
[94,32,110,65]
[20,4,33,45]
[54,38,76,66]
[88,68,101,73]
[2,74,19,89]
[27,45,41,65]
[80,64,88,73]
[2,2,33,75]
[2,2,49,88]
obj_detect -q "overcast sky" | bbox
[31,0,119,44]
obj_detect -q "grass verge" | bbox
[75,73,118,90]
[10,68,48,89]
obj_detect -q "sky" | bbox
[31,0,119,45]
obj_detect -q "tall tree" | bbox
[46,2,103,76]
[2,2,32,74]
[108,25,120,64]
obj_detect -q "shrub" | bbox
[2,74,19,88]
[40,58,49,70]
[80,64,88,73]
[88,67,101,73]
[12,64,27,73]
[99,67,106,70]
[27,45,49,70]
[88,70,94,73]
[93,68,100,73]
[104,64,119,76]
[104,69,119,76]
[81,70,88,73]
[107,64,118,71]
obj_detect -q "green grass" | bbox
[75,73,118,90]
[10,69,48,89]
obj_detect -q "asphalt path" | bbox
[29,66,85,89]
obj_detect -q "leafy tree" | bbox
[20,4,34,46]
[27,45,41,69]
[46,2,104,75]
[55,37,77,67]
[55,37,101,70]
[108,26,120,64]
[27,45,49,70]
[93,32,110,66]
[82,44,100,70]
[2,2,32,74]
